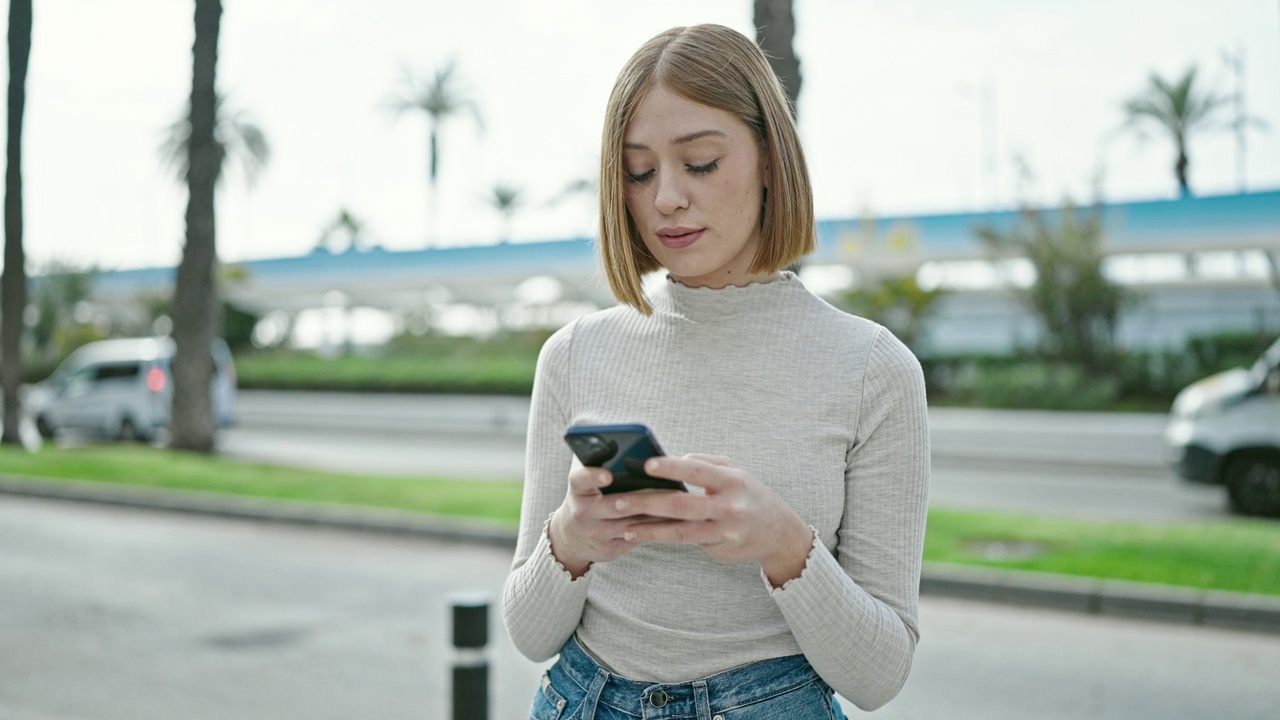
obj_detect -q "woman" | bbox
[501,23,929,719]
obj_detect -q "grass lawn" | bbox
[4,445,1279,596]
[0,444,523,525]
[233,349,538,395]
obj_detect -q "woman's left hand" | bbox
[611,454,815,586]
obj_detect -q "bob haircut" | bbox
[599,24,815,315]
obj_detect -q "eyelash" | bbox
[624,160,719,184]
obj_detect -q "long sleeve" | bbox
[766,328,931,710]
[498,274,931,697]
[500,324,592,661]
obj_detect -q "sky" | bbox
[6,0,1280,272]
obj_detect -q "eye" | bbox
[687,160,719,175]
[625,169,655,184]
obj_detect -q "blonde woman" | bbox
[502,24,930,720]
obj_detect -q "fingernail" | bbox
[623,531,637,542]
[615,498,629,511]
[645,459,659,472]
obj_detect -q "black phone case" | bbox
[563,424,686,495]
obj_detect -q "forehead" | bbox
[623,86,748,146]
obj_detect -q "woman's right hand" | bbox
[547,466,640,578]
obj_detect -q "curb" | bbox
[921,563,1280,634]
[5,475,1280,634]
[0,475,516,549]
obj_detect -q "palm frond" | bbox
[158,93,270,186]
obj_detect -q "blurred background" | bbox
[2,2,1280,719]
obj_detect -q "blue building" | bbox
[88,189,1280,354]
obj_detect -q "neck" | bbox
[669,270,780,290]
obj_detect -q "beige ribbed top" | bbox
[500,272,930,711]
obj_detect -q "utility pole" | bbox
[1221,44,1248,192]
[960,77,999,210]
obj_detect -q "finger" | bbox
[643,455,742,492]
[611,488,713,521]
[682,453,738,468]
[567,467,614,495]
[621,519,718,545]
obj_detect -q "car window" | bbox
[62,367,95,397]
[1250,337,1280,385]
[94,363,142,382]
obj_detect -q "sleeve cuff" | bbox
[538,512,593,583]
[762,525,821,594]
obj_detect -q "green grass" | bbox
[926,508,1280,596]
[234,351,537,395]
[0,445,523,525]
[4,446,1280,596]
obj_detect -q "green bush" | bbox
[233,330,551,395]
[961,362,1119,410]
[922,329,1278,412]
[1186,330,1276,375]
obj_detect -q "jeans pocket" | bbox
[528,671,569,720]
[719,679,836,720]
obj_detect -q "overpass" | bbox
[87,188,1280,351]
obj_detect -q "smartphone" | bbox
[563,423,687,495]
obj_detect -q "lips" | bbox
[656,227,704,249]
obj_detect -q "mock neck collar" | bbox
[647,271,804,322]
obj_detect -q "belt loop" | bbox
[693,680,711,720]
[579,667,609,719]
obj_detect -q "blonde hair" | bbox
[599,24,815,314]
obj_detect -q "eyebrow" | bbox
[624,129,727,150]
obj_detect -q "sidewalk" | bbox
[3,472,1277,635]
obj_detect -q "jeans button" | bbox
[649,689,669,707]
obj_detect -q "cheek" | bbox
[623,190,645,222]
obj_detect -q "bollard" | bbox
[449,593,490,720]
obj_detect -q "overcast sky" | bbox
[7,0,1280,271]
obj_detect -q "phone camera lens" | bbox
[577,435,617,466]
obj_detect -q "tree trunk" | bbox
[754,0,802,119]
[428,125,439,245]
[170,0,222,453]
[1,0,32,447]
[1175,146,1191,198]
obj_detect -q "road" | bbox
[220,391,1229,521]
[3,495,1277,720]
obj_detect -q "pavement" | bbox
[3,471,1279,635]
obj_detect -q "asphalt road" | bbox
[220,391,1230,521]
[3,495,1278,720]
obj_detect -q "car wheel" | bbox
[35,415,55,440]
[118,417,140,443]
[1225,455,1280,518]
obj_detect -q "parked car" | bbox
[1165,336,1280,517]
[28,337,237,442]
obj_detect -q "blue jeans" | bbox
[528,635,846,720]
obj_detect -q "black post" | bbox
[450,593,489,720]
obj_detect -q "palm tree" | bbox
[316,207,367,253]
[754,0,801,118]
[486,182,523,243]
[755,0,802,274]
[169,0,223,453]
[161,94,269,187]
[1,0,32,447]
[388,60,483,244]
[1122,66,1227,198]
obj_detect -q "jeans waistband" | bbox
[556,635,825,717]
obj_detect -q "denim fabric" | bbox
[528,636,845,720]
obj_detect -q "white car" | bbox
[28,337,237,442]
[1165,336,1280,517]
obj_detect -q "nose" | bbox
[652,170,688,215]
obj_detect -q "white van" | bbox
[1165,336,1280,517]
[28,337,237,442]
